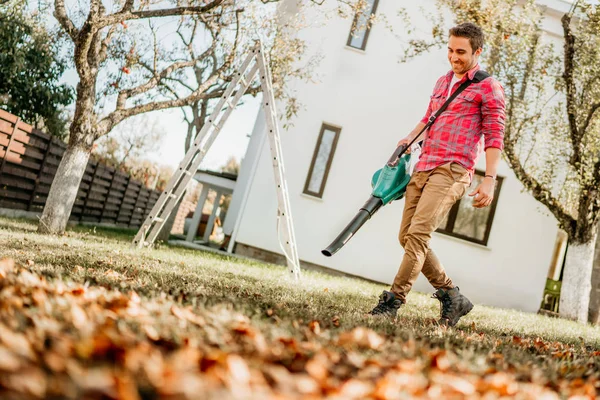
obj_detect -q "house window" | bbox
[436,170,504,246]
[303,124,341,198]
[346,0,379,50]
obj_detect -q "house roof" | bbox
[197,169,238,182]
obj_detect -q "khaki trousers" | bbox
[391,162,471,302]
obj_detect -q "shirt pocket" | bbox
[456,91,478,103]
[454,91,479,115]
[430,92,445,112]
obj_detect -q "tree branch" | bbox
[562,13,582,166]
[163,76,197,93]
[115,59,197,110]
[53,0,78,40]
[518,34,539,102]
[97,24,119,65]
[120,0,135,13]
[580,102,600,137]
[504,140,576,235]
[101,79,223,135]
[161,82,183,101]
[99,0,228,28]
[100,44,236,137]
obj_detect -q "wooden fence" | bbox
[0,109,160,228]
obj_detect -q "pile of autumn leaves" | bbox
[0,258,597,399]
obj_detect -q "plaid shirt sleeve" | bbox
[481,78,505,151]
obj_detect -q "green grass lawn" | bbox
[0,216,599,399]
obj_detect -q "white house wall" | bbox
[235,0,560,313]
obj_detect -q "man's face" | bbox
[447,35,482,76]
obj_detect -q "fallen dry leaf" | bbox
[226,354,251,384]
[171,305,206,326]
[0,324,36,360]
[332,315,341,327]
[338,327,385,350]
[0,346,21,372]
[337,378,373,398]
[308,320,321,335]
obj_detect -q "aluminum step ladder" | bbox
[132,41,301,280]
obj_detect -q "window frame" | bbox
[303,123,341,199]
[436,170,504,246]
[346,0,380,51]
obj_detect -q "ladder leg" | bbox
[255,43,301,280]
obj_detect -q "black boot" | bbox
[432,287,473,327]
[368,290,403,318]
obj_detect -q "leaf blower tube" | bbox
[321,196,384,257]
[322,144,413,257]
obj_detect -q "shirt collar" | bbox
[445,63,481,83]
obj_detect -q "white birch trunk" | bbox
[38,144,91,234]
[587,231,600,324]
[559,234,597,323]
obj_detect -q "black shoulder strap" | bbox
[426,70,490,127]
[388,70,491,166]
[472,70,490,83]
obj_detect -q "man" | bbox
[368,22,505,327]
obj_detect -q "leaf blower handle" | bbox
[386,144,409,167]
[388,114,436,167]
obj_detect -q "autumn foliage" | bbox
[1,255,599,399]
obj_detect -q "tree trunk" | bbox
[588,230,600,323]
[38,143,91,234]
[559,234,598,323]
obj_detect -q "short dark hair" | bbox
[449,23,484,53]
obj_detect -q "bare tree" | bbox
[39,0,353,235]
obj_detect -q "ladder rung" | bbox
[168,194,177,199]
[153,217,164,223]
[183,171,192,176]
[240,75,248,86]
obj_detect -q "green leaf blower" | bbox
[321,144,412,257]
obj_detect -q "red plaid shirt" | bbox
[415,64,505,178]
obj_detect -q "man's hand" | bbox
[399,122,426,154]
[469,177,495,208]
[397,136,414,154]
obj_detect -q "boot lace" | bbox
[432,292,453,320]
[371,301,389,315]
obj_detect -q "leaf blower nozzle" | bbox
[321,196,383,257]
[321,144,413,257]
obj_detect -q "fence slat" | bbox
[80,161,100,222]
[28,136,55,211]
[0,118,20,178]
